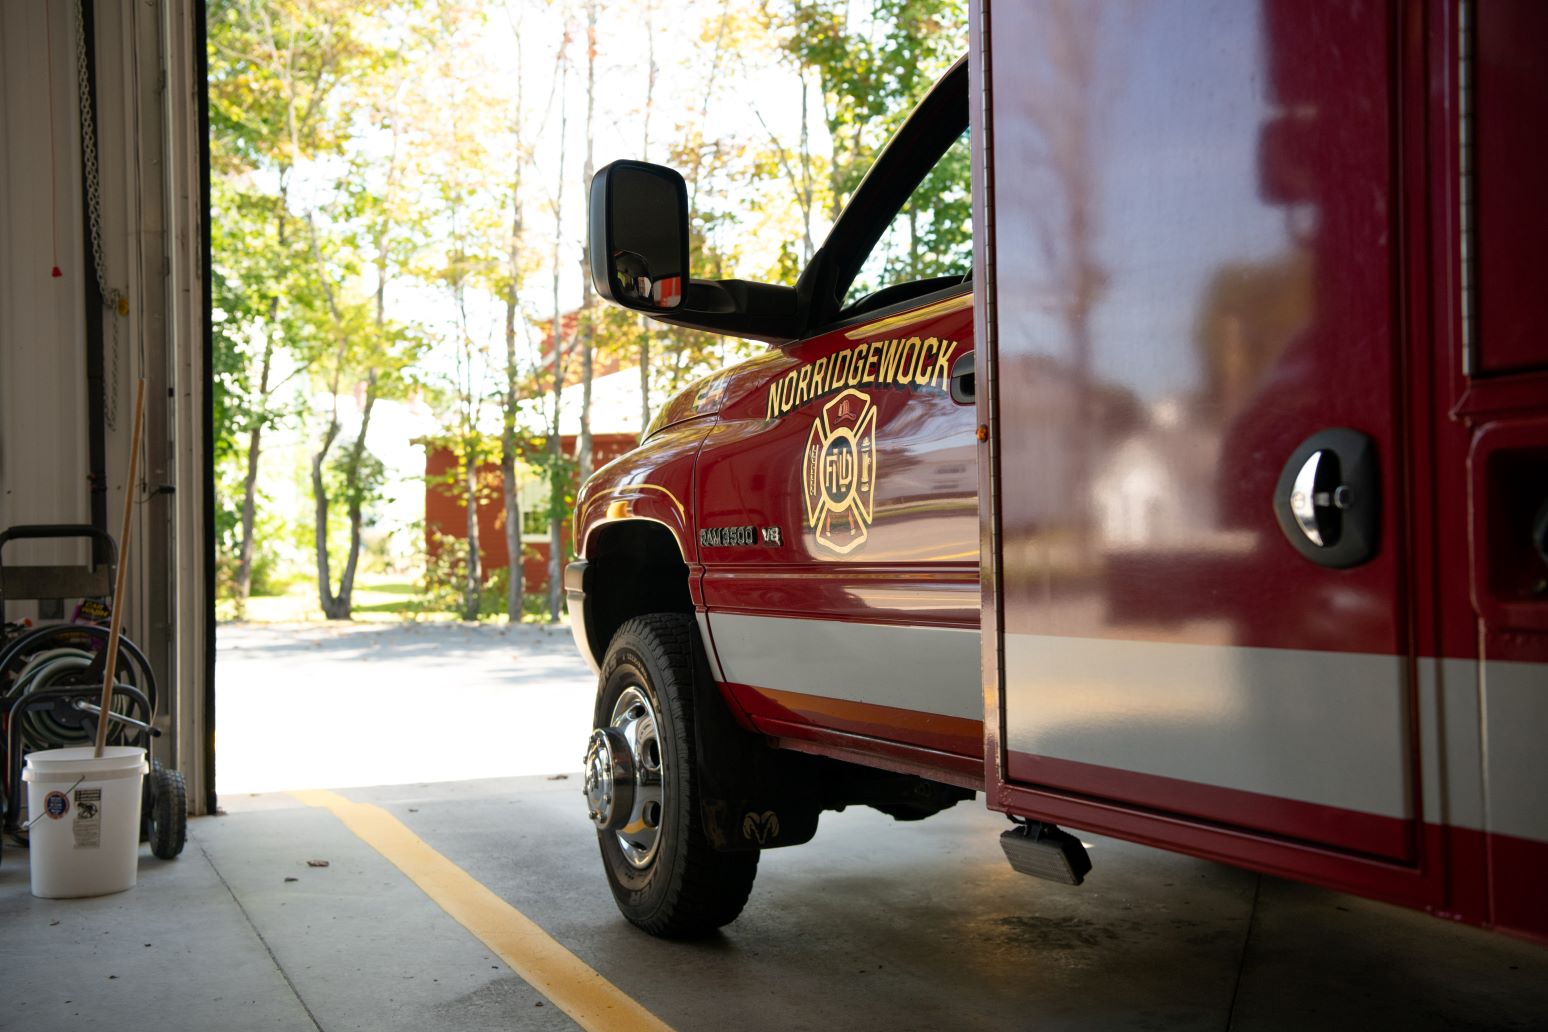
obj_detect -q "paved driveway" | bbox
[216,622,596,793]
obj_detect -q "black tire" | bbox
[144,760,187,860]
[594,614,758,937]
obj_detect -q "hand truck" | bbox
[0,525,186,861]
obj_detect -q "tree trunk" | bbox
[799,69,813,262]
[233,336,270,609]
[501,438,523,622]
[574,0,598,480]
[234,417,264,610]
[502,10,527,625]
[638,328,651,435]
[502,292,524,623]
[234,195,287,611]
[547,28,571,624]
[332,370,378,620]
[305,210,355,621]
[312,416,343,619]
[637,1,657,434]
[908,207,919,280]
[462,438,482,621]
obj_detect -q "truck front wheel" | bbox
[584,614,759,937]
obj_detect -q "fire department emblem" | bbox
[803,389,878,554]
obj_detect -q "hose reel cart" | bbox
[0,525,187,861]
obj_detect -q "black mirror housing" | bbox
[589,160,690,312]
[589,159,803,344]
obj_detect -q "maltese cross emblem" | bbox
[802,388,878,554]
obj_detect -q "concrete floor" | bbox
[3,774,1547,1032]
[6,620,1546,1030]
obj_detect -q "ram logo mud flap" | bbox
[688,625,821,851]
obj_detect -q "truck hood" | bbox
[644,347,791,440]
[644,367,738,439]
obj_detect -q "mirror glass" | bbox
[608,165,685,310]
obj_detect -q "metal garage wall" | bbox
[0,1,211,813]
[0,4,90,550]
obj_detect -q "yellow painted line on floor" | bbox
[293,789,674,1032]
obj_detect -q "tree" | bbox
[208,0,384,611]
[315,71,432,620]
[207,0,954,624]
[766,1,965,216]
[545,18,572,624]
[637,0,659,432]
[573,0,599,482]
[1009,1,1128,562]
[209,177,319,608]
[408,1,514,620]
[304,219,389,621]
[497,2,535,624]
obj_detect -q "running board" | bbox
[1000,822,1092,886]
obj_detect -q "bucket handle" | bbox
[18,775,85,831]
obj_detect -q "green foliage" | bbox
[420,529,470,614]
[524,447,578,549]
[207,0,400,174]
[215,521,284,598]
[210,0,969,622]
[848,128,972,301]
[768,0,967,212]
[327,439,389,518]
[209,0,418,615]
[417,532,542,620]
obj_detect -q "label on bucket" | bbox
[73,787,102,849]
[44,791,69,819]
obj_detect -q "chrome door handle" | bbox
[1289,450,1357,547]
[1274,428,1380,568]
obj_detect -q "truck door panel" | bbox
[698,297,980,763]
[985,1,1417,860]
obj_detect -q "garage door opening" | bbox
[204,0,930,795]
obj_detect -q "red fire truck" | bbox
[569,0,1548,942]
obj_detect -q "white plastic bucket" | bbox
[23,746,148,898]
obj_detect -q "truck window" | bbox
[844,128,973,311]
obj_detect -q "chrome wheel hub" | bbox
[584,728,634,831]
[583,686,666,868]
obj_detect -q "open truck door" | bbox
[975,0,1548,937]
[979,1,1422,887]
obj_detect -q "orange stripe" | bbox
[759,687,982,743]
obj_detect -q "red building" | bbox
[424,432,638,599]
[425,310,648,601]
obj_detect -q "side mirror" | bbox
[589,161,689,311]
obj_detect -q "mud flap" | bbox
[688,622,821,851]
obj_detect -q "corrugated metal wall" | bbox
[0,0,210,811]
[0,2,90,558]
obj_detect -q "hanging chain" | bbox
[74,0,123,431]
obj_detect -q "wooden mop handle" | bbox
[95,379,146,758]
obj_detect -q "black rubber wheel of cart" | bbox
[143,760,187,860]
[589,614,759,938]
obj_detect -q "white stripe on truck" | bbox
[707,613,982,721]
[709,615,1548,843]
[1004,632,1413,820]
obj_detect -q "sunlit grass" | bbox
[220,572,561,625]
